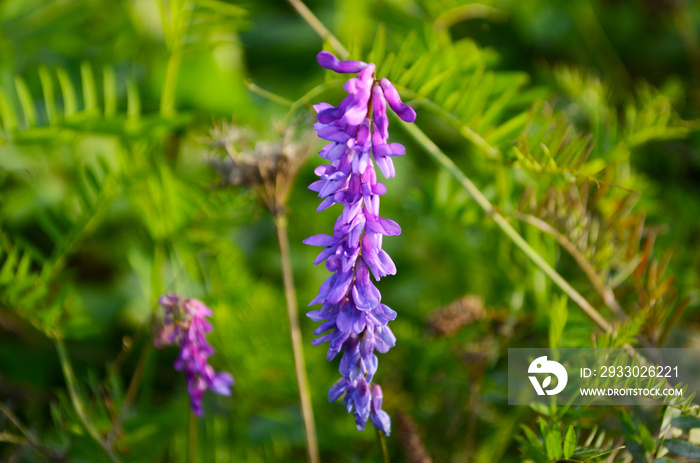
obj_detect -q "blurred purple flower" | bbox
[155,294,234,417]
[305,51,416,435]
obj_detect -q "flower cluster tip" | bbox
[155,294,233,417]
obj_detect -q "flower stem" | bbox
[0,402,55,459]
[188,410,197,463]
[286,0,349,59]
[399,121,612,334]
[274,215,321,463]
[376,428,390,463]
[55,337,122,463]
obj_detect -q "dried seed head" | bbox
[206,119,317,213]
[396,412,433,463]
[427,295,486,337]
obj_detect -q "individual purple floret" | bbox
[154,294,234,417]
[305,51,416,435]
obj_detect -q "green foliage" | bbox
[1,0,700,462]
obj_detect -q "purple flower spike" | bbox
[317,51,368,74]
[305,51,416,436]
[155,294,233,417]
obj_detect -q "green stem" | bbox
[55,337,121,463]
[0,401,54,459]
[286,0,349,59]
[161,50,182,115]
[188,410,197,463]
[245,79,293,107]
[284,79,344,125]
[376,428,390,463]
[274,215,321,463]
[152,242,164,307]
[399,121,613,334]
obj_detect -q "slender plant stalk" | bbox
[55,337,122,463]
[106,341,153,445]
[400,122,613,333]
[188,410,197,463]
[245,79,294,107]
[376,428,390,463]
[464,376,482,463]
[0,402,38,447]
[284,79,344,125]
[286,0,348,59]
[274,214,321,463]
[0,432,25,445]
[161,51,182,115]
[0,402,55,459]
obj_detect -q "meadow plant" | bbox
[154,294,234,417]
[304,51,416,435]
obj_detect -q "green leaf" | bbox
[671,415,700,430]
[0,87,19,133]
[664,439,700,459]
[563,425,576,459]
[38,67,57,124]
[102,66,117,117]
[197,0,247,17]
[520,425,541,448]
[368,24,386,66]
[126,78,141,120]
[530,403,551,417]
[620,412,650,463]
[56,68,77,116]
[549,295,568,349]
[14,77,36,127]
[544,422,561,461]
[80,62,99,115]
[637,420,656,454]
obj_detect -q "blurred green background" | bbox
[1,0,700,462]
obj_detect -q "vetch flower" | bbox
[305,51,416,435]
[154,294,234,416]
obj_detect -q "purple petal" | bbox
[372,86,389,139]
[314,319,337,335]
[313,102,333,113]
[317,51,368,74]
[379,78,417,122]
[306,309,327,322]
[327,269,353,304]
[369,304,397,326]
[370,410,391,436]
[303,234,337,247]
[374,325,396,353]
[374,155,395,179]
[316,196,336,211]
[353,379,371,424]
[329,326,351,353]
[328,377,350,402]
[311,333,333,346]
[209,372,234,396]
[370,384,383,411]
[352,261,381,311]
